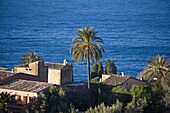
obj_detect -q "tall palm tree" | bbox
[70,26,104,89]
[143,55,170,80]
[20,51,42,64]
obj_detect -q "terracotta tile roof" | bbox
[0,79,53,93]
[105,75,131,86]
[0,71,16,80]
[45,62,65,69]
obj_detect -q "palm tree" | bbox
[20,51,42,64]
[70,26,104,89]
[0,92,12,112]
[143,55,170,80]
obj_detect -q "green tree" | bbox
[105,59,117,75]
[161,72,170,107]
[0,92,13,112]
[129,84,152,107]
[141,56,170,112]
[130,84,144,100]
[111,86,132,105]
[112,86,129,94]
[97,62,104,78]
[130,84,153,112]
[70,26,104,89]
[20,51,42,64]
[91,62,104,79]
[91,64,98,79]
[142,55,170,80]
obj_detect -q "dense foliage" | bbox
[0,92,13,112]
[86,100,123,113]
[27,86,77,113]
[140,55,170,112]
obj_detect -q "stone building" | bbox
[102,73,148,90]
[0,60,73,112]
[13,59,73,85]
[13,60,48,82]
[0,79,53,112]
[0,79,53,104]
[45,60,73,85]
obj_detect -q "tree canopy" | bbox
[142,55,170,80]
[20,51,42,64]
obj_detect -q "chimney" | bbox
[63,59,68,65]
[121,72,125,76]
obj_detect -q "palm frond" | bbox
[20,51,42,64]
[70,27,104,63]
[142,55,170,80]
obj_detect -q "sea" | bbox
[0,0,170,81]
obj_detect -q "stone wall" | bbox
[38,61,48,82]
[61,66,73,85]
[14,62,39,76]
[48,69,61,85]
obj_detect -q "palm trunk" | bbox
[87,48,91,89]
[87,48,91,106]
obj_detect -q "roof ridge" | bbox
[112,74,131,77]
[45,62,64,65]
[105,75,131,86]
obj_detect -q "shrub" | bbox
[86,100,123,113]
[125,98,147,113]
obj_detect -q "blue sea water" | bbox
[0,0,170,81]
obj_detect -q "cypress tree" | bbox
[97,62,104,77]
[112,60,117,74]
[91,64,98,78]
[105,59,117,74]
[105,59,112,74]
